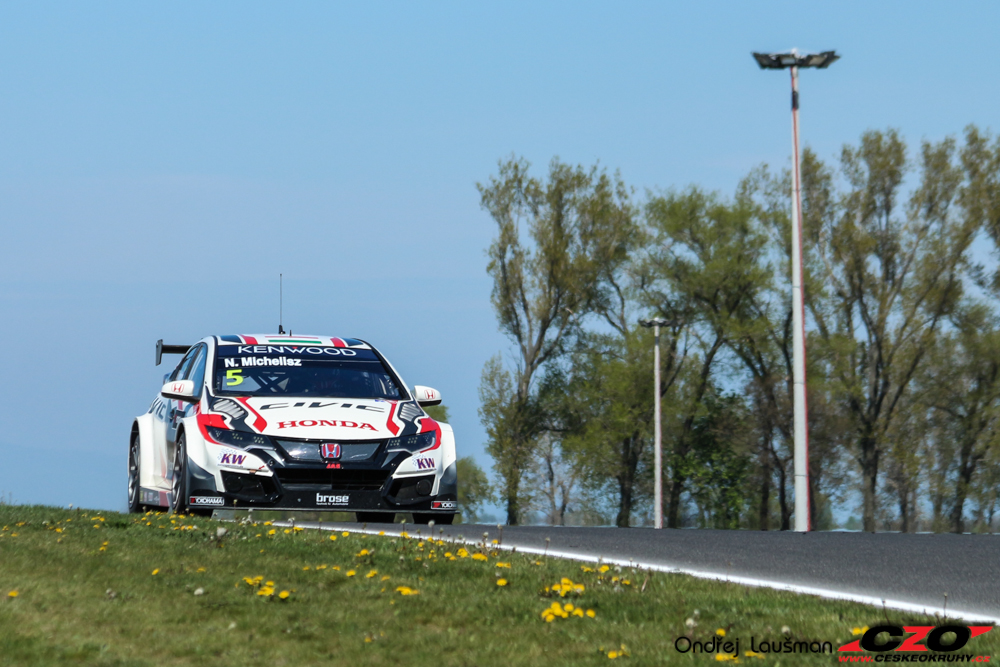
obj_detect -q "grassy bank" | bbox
[0,504,993,666]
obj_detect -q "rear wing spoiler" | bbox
[156,339,192,366]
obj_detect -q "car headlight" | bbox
[386,431,436,453]
[206,426,273,450]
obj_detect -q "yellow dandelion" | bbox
[400,531,410,539]
[257,586,274,597]
[366,570,378,579]
[303,566,311,571]
[346,570,356,577]
[283,529,291,534]
[7,591,18,598]
[332,565,341,571]
[293,526,304,532]
[444,552,453,558]
[544,613,555,623]
[496,562,511,568]
[581,566,593,573]
[317,564,327,570]
[457,548,469,558]
[608,651,618,659]
[196,567,206,573]
[381,575,391,581]
[471,553,488,561]
[852,626,869,636]
[151,569,160,576]
[378,531,385,536]
[586,609,596,618]
[599,565,610,573]
[716,628,726,637]
[496,578,508,587]
[342,531,349,537]
[267,529,276,536]
[356,549,370,557]
[745,650,765,658]
[330,535,337,541]
[278,590,290,600]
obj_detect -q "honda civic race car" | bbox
[128,334,457,523]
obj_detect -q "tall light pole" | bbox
[639,317,670,529]
[752,49,839,532]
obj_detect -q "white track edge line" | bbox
[277,521,1000,625]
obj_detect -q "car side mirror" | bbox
[161,379,199,403]
[413,385,442,407]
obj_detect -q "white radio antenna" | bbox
[278,273,285,334]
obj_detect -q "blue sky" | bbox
[1,2,997,513]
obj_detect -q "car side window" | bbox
[169,347,198,382]
[187,345,208,395]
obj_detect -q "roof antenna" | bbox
[278,273,285,335]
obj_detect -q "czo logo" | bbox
[321,443,341,459]
[839,625,992,654]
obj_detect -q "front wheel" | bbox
[127,431,143,513]
[171,433,188,514]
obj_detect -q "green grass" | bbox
[0,504,994,666]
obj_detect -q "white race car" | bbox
[128,334,457,523]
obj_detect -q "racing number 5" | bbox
[225,369,244,386]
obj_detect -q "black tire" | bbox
[127,431,143,513]
[355,512,395,524]
[413,513,454,525]
[171,433,188,515]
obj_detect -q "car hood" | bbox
[239,396,401,439]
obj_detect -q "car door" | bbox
[153,345,201,487]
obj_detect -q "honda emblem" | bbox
[321,443,341,459]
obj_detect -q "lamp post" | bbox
[752,49,839,532]
[639,317,670,529]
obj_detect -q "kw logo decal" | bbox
[219,452,247,466]
[414,457,435,470]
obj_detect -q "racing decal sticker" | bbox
[258,401,385,413]
[190,496,224,506]
[223,357,302,367]
[217,448,248,468]
[316,494,349,506]
[432,501,456,510]
[414,457,435,470]
[234,397,268,432]
[276,420,377,431]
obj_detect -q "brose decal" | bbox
[316,494,349,506]
[190,496,224,506]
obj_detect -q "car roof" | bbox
[214,334,372,349]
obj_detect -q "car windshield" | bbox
[213,345,403,399]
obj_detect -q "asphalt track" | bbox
[282,521,1000,623]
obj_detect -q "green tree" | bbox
[455,457,491,524]
[477,157,634,524]
[643,187,770,528]
[805,130,978,532]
